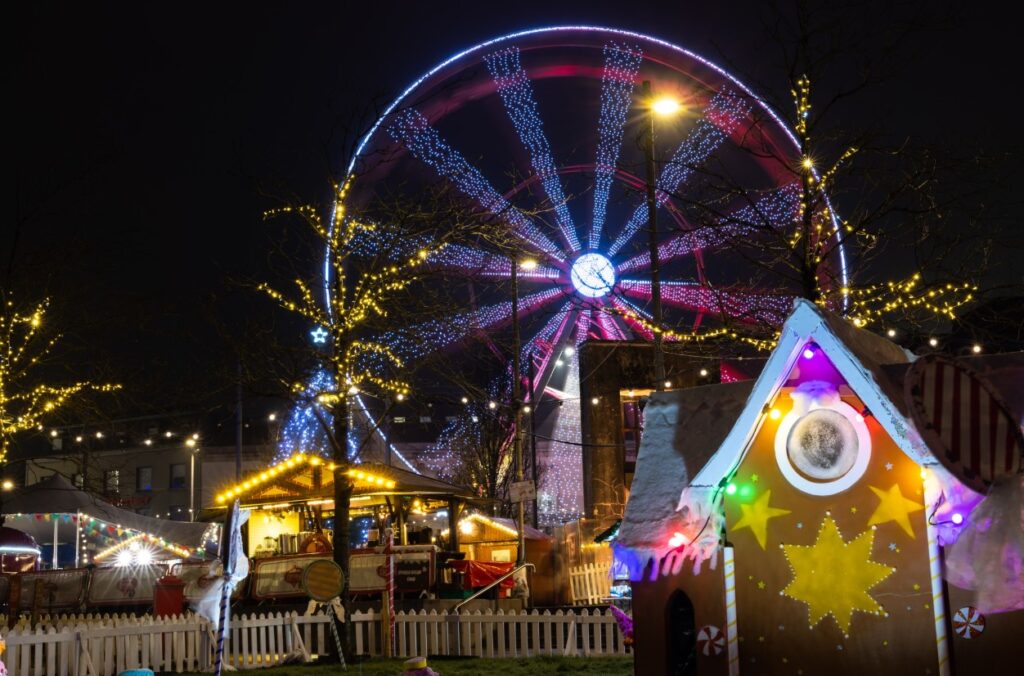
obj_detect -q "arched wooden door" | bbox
[666,589,697,675]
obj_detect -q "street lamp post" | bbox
[187,438,199,522]
[511,256,537,566]
[528,356,539,529]
[642,80,668,393]
[511,257,524,566]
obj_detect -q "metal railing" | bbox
[452,561,540,655]
[453,563,535,613]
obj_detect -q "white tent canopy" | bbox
[1,473,212,550]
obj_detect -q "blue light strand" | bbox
[421,380,511,484]
[277,373,418,471]
[387,109,566,262]
[538,316,588,526]
[276,369,359,462]
[607,87,752,257]
[485,47,581,253]
[591,41,643,250]
[616,182,801,274]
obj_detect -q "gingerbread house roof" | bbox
[692,299,924,489]
[618,380,754,553]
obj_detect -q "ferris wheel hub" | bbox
[570,253,616,298]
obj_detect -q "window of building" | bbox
[393,416,406,424]
[104,470,119,495]
[170,463,187,490]
[137,466,153,492]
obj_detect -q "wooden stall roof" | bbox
[213,453,477,509]
[456,514,551,544]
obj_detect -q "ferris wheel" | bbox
[298,26,847,524]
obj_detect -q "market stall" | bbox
[1,474,217,568]
[207,453,479,601]
[210,454,476,553]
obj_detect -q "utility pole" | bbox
[642,80,667,393]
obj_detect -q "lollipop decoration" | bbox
[696,625,726,656]
[952,606,985,639]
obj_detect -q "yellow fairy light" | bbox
[0,296,120,463]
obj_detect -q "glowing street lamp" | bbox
[651,96,682,117]
[642,83,682,392]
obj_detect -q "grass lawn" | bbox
[196,656,634,675]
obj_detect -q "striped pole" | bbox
[723,546,739,676]
[923,471,950,676]
[213,500,240,676]
[326,600,345,667]
[384,527,396,657]
[213,568,232,675]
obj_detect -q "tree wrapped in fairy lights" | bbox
[0,295,118,468]
[258,176,507,656]
[657,3,986,335]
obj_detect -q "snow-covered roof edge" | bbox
[691,299,932,488]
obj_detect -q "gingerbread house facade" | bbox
[617,300,1023,675]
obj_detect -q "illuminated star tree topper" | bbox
[259,177,446,410]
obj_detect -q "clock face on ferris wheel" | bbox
[300,26,846,523]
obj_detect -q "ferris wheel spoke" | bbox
[383,287,568,361]
[387,109,566,262]
[616,182,801,274]
[519,302,577,402]
[620,279,793,325]
[591,41,644,251]
[520,301,574,367]
[430,243,563,281]
[485,47,581,253]
[606,87,752,258]
[345,227,563,280]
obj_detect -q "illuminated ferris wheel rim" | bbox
[325,24,850,308]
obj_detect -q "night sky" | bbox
[10,1,1020,416]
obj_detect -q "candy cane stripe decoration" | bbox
[907,355,1024,493]
[697,625,726,656]
[952,606,985,639]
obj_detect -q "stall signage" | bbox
[350,546,436,593]
[87,564,166,606]
[509,480,536,503]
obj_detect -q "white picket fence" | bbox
[356,608,629,659]
[568,562,612,605]
[0,607,630,674]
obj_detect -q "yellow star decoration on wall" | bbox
[781,516,894,636]
[867,483,924,538]
[731,490,791,549]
